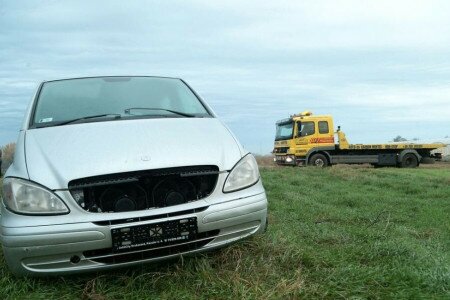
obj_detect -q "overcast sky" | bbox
[1,0,449,153]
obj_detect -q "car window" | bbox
[275,121,294,140]
[318,121,329,134]
[298,121,315,137]
[32,77,210,127]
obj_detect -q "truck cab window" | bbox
[318,121,329,134]
[275,121,294,140]
[298,121,315,137]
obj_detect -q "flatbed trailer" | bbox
[273,111,446,168]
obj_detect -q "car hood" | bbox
[25,118,243,189]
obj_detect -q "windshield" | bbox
[275,121,294,141]
[31,77,211,128]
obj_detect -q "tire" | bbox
[309,153,328,167]
[400,153,419,168]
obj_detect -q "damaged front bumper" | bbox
[1,191,267,276]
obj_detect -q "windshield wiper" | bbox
[124,107,196,118]
[53,114,122,126]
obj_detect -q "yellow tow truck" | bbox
[273,111,446,168]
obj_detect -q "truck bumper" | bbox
[274,155,296,166]
[274,155,307,166]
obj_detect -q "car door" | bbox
[295,120,318,150]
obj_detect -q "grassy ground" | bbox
[0,166,449,299]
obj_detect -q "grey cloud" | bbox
[0,0,449,153]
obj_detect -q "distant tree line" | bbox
[392,135,449,142]
[392,135,407,142]
[1,143,15,175]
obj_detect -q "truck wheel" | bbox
[309,154,328,167]
[400,153,419,168]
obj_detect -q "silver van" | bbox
[1,76,268,276]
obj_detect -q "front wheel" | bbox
[309,153,329,167]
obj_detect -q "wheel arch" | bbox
[306,147,333,164]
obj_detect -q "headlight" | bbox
[223,154,260,193]
[2,178,69,215]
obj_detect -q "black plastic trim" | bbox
[68,165,219,190]
[92,206,209,226]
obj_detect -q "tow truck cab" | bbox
[273,111,445,168]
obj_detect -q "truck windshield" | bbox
[275,121,294,141]
[31,77,211,128]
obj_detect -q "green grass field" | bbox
[0,166,449,299]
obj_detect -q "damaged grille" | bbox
[69,166,219,213]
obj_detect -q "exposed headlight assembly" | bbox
[2,178,69,215]
[223,154,260,193]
